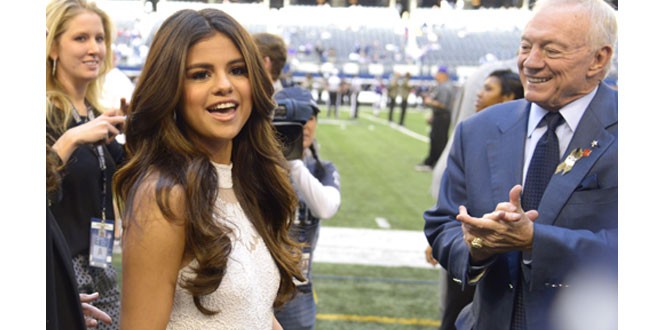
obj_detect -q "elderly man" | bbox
[423,1,618,329]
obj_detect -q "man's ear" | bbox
[263,56,272,70]
[588,45,614,79]
[262,56,273,81]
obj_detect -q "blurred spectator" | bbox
[372,76,386,116]
[100,49,134,113]
[387,72,400,122]
[398,72,413,126]
[474,69,523,112]
[302,73,315,91]
[350,75,363,119]
[326,70,341,118]
[273,89,342,330]
[253,32,288,93]
[416,66,454,172]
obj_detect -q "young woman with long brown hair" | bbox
[114,8,303,329]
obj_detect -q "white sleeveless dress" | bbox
[167,163,280,330]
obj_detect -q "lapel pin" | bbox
[591,140,599,148]
[555,147,592,175]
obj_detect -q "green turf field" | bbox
[315,105,437,231]
[313,263,441,329]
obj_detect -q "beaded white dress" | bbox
[167,163,280,330]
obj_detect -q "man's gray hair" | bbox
[533,0,618,74]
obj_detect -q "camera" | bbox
[272,98,314,160]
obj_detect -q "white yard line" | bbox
[315,226,435,269]
[361,113,430,143]
[374,217,391,229]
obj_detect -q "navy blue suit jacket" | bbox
[424,83,618,330]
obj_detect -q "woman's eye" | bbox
[230,66,247,76]
[190,71,211,80]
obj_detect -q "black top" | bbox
[47,202,86,330]
[48,113,124,256]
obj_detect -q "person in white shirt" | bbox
[100,50,134,112]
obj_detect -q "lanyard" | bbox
[71,103,109,220]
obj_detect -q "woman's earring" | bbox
[51,58,57,76]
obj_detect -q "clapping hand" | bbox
[457,185,539,262]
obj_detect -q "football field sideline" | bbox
[315,226,435,269]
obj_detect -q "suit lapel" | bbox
[536,85,618,225]
[487,101,530,283]
[487,102,529,203]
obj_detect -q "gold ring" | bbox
[471,237,483,249]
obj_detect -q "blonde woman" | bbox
[46,1,125,328]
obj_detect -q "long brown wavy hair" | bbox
[46,144,62,196]
[113,8,302,315]
[46,0,114,135]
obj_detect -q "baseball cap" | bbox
[437,65,449,74]
[274,86,320,115]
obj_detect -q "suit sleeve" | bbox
[423,122,473,287]
[530,224,617,289]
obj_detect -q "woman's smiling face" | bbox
[51,11,106,87]
[181,32,253,163]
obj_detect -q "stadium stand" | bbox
[98,1,616,89]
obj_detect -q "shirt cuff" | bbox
[467,256,496,284]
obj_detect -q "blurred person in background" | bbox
[114,8,303,329]
[302,73,315,92]
[46,1,126,328]
[349,74,362,119]
[253,32,288,94]
[416,66,454,172]
[371,76,386,116]
[326,70,341,118]
[474,69,524,112]
[398,72,413,126]
[254,31,342,330]
[273,88,341,330]
[387,72,400,122]
[100,49,134,115]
